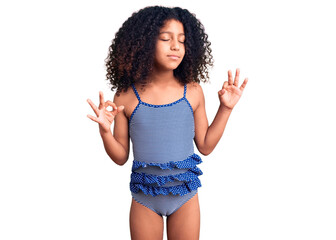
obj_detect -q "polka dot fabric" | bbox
[130,153,203,196]
[130,178,202,197]
[132,153,202,171]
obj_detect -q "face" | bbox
[153,19,185,71]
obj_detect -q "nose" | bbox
[170,39,179,51]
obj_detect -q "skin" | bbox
[87,19,248,240]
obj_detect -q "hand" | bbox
[87,91,124,133]
[218,68,248,110]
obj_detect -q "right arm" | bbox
[87,91,129,165]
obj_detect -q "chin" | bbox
[168,62,182,70]
[154,60,182,71]
[157,65,180,71]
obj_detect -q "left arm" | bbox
[194,68,248,155]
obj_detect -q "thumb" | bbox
[117,105,125,113]
[218,89,225,96]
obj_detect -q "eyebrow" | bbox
[159,31,185,35]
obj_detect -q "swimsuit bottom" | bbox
[130,153,202,217]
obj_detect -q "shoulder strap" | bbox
[183,83,187,98]
[131,83,142,102]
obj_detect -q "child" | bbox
[87,6,248,240]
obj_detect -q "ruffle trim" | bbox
[131,167,203,187]
[132,153,202,171]
[130,178,202,196]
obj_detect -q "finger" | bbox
[239,78,248,91]
[105,101,124,115]
[87,99,99,116]
[99,91,105,109]
[117,105,125,113]
[223,81,228,89]
[228,70,233,85]
[219,82,228,96]
[234,68,240,86]
[87,114,100,124]
[105,111,113,118]
[105,100,117,112]
[218,89,225,96]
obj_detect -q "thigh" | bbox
[129,198,164,240]
[166,193,200,240]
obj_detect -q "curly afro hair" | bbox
[105,6,213,95]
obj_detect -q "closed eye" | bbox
[160,39,185,44]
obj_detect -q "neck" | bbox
[147,67,178,87]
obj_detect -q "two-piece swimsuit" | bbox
[128,83,203,216]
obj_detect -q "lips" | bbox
[167,55,180,60]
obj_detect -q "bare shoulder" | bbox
[186,82,205,112]
[113,86,139,120]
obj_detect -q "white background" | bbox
[1,0,335,239]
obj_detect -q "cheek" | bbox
[180,46,186,58]
[154,48,162,62]
[155,43,167,57]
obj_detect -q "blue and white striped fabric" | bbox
[129,83,203,216]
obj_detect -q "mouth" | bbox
[167,55,180,60]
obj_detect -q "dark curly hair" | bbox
[105,6,213,95]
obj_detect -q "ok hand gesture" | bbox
[87,91,124,133]
[218,68,248,110]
